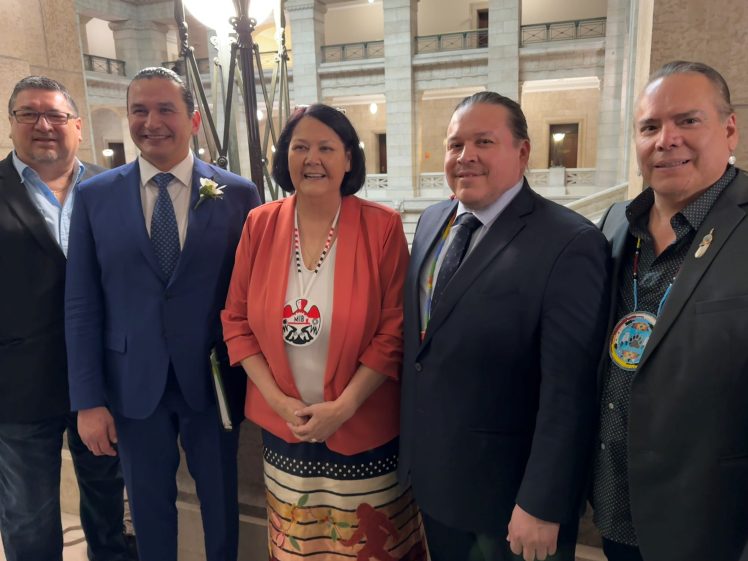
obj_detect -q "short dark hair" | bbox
[644,60,733,117]
[271,104,366,196]
[452,91,529,144]
[127,67,195,114]
[8,75,79,116]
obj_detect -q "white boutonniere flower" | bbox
[194,178,225,209]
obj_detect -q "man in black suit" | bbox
[594,61,746,561]
[0,76,132,561]
[399,91,610,561]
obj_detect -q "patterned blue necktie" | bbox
[150,172,180,278]
[431,212,482,312]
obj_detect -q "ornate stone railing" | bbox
[521,17,606,46]
[83,54,126,76]
[321,41,385,63]
[565,182,628,221]
[418,172,447,192]
[565,167,596,185]
[365,169,596,197]
[363,173,388,193]
[416,29,488,53]
[258,50,292,70]
[526,169,550,187]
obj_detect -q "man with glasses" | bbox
[0,76,134,561]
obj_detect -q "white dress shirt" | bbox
[418,177,524,331]
[138,152,194,248]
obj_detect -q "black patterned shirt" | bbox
[592,165,737,545]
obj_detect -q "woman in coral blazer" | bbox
[222,104,425,560]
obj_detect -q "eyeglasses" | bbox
[11,110,77,125]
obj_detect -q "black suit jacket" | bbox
[598,170,748,561]
[399,182,610,538]
[0,152,70,422]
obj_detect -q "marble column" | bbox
[109,20,169,77]
[383,0,417,199]
[487,0,520,101]
[594,0,632,189]
[285,0,325,105]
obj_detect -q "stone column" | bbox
[79,15,92,55]
[594,0,632,188]
[383,0,417,199]
[487,0,520,100]
[285,0,325,105]
[109,20,169,77]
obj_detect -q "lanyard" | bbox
[632,237,674,317]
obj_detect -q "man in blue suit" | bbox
[65,67,260,561]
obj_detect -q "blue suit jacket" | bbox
[65,158,260,419]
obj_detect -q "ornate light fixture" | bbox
[174,0,287,202]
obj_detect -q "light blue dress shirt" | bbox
[12,151,84,257]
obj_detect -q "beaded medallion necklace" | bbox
[282,205,341,347]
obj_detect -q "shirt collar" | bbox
[456,176,524,227]
[138,151,194,188]
[12,150,84,186]
[626,165,737,240]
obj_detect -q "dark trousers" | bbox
[66,414,130,561]
[113,373,240,561]
[602,538,644,561]
[422,511,576,561]
[0,414,128,561]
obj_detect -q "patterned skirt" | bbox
[262,431,427,560]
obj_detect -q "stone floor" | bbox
[0,515,606,561]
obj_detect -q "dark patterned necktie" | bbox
[431,212,482,312]
[150,172,180,278]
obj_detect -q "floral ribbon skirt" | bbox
[261,431,427,560]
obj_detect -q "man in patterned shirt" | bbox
[594,61,746,561]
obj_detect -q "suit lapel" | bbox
[421,184,533,349]
[407,199,456,347]
[0,154,65,266]
[637,173,748,372]
[172,159,216,283]
[266,197,296,391]
[121,162,165,280]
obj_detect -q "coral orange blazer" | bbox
[222,195,409,455]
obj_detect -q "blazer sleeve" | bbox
[221,212,262,365]
[516,225,611,522]
[358,211,410,380]
[65,186,107,410]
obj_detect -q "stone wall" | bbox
[649,0,748,166]
[0,0,93,162]
[522,87,600,170]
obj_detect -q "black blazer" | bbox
[598,170,748,561]
[0,153,71,422]
[399,182,610,539]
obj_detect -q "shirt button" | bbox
[600,443,606,450]
[414,362,423,372]
[608,402,615,410]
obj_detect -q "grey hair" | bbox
[643,60,733,117]
[8,76,79,116]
